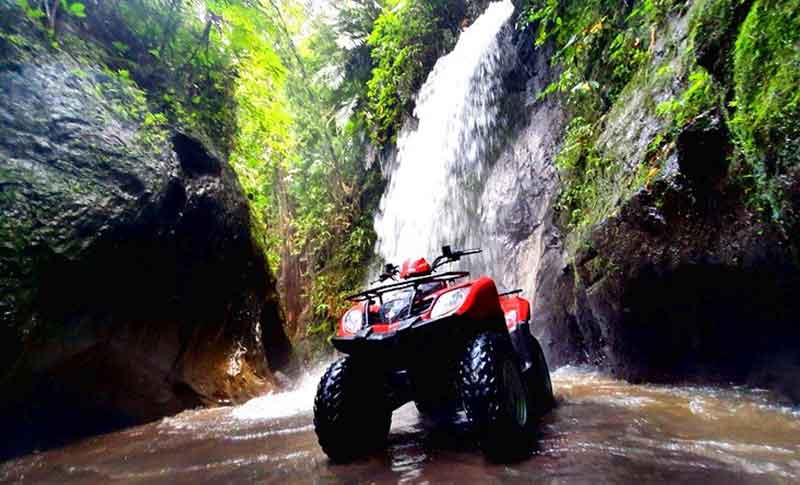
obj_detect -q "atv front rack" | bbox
[346,271,470,302]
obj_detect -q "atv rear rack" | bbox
[346,271,470,302]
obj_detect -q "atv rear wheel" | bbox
[313,357,391,462]
[459,332,533,460]
[522,334,555,416]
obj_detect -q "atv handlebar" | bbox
[372,245,481,284]
[431,245,482,271]
[372,263,400,284]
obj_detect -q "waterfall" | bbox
[374,0,516,273]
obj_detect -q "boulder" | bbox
[0,55,291,458]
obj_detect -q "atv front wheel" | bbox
[313,357,391,462]
[459,332,532,460]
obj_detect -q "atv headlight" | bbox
[342,309,363,333]
[430,287,470,319]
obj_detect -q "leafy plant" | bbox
[364,0,460,145]
[523,0,678,115]
[730,0,800,228]
[15,0,44,20]
[111,40,129,53]
[14,0,85,32]
[554,116,615,232]
[61,0,85,18]
[655,68,719,126]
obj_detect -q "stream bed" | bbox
[2,366,799,484]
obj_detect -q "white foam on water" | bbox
[232,362,331,421]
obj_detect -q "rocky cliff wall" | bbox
[489,0,800,399]
[0,45,291,458]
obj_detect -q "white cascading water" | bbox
[374,0,516,271]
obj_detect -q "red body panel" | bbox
[370,323,402,333]
[453,276,504,322]
[399,258,432,278]
[499,295,530,330]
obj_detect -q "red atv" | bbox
[313,246,554,462]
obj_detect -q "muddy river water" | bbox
[2,366,799,484]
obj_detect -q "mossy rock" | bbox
[0,48,291,458]
[689,0,754,81]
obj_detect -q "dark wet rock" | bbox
[676,109,731,190]
[563,168,800,397]
[464,0,494,21]
[534,117,800,396]
[0,55,291,458]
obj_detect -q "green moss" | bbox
[555,117,628,245]
[730,0,800,227]
[655,67,721,127]
[555,117,602,229]
[525,0,688,251]
[525,0,681,115]
[689,0,750,74]
[547,0,799,257]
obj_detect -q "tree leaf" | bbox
[68,2,86,18]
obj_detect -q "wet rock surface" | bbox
[491,8,800,400]
[566,159,800,393]
[0,56,291,459]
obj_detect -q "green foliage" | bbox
[655,68,720,126]
[15,0,44,20]
[688,0,748,76]
[13,0,85,27]
[62,0,85,18]
[554,114,664,250]
[365,0,454,144]
[305,200,379,340]
[522,0,681,239]
[730,0,800,227]
[524,0,680,115]
[8,0,247,152]
[111,40,129,53]
[117,0,241,152]
[222,0,386,347]
[555,117,603,229]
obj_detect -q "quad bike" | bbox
[313,246,554,462]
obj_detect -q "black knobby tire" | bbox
[459,332,532,460]
[313,357,391,462]
[522,334,555,417]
